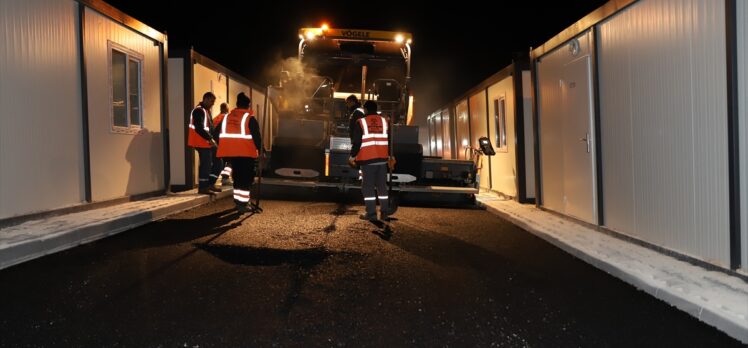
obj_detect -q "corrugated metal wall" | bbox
[0,0,85,218]
[738,0,748,269]
[434,111,444,157]
[441,108,453,159]
[167,58,186,186]
[469,91,490,190]
[455,100,470,159]
[522,71,536,199]
[84,8,163,202]
[487,76,517,197]
[429,114,437,157]
[598,0,730,266]
[536,31,593,215]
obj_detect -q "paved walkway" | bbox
[476,192,748,343]
[0,189,231,270]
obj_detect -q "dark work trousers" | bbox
[196,147,222,188]
[360,163,390,217]
[228,157,256,206]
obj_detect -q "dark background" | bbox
[105,0,609,121]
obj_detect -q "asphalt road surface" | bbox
[0,190,742,347]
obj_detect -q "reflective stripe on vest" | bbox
[360,116,388,147]
[216,109,259,158]
[356,115,389,162]
[188,106,212,148]
[220,113,254,140]
[189,107,210,131]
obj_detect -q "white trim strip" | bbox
[221,111,228,134]
[364,197,376,201]
[188,125,209,131]
[378,196,388,199]
[360,141,390,148]
[362,134,388,139]
[240,113,249,136]
[220,134,253,139]
[234,196,250,203]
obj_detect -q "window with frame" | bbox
[110,43,143,132]
[494,98,507,152]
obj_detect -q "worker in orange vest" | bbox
[349,100,395,221]
[188,92,221,194]
[212,103,233,186]
[216,92,262,214]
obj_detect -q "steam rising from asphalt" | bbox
[265,57,321,114]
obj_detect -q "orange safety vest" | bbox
[216,108,258,158]
[187,105,212,148]
[213,112,228,127]
[355,114,389,162]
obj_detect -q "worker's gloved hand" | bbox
[387,156,397,171]
[348,156,357,168]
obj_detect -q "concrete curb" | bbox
[476,199,748,344]
[0,190,232,271]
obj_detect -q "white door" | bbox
[561,56,597,223]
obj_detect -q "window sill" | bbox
[111,126,145,135]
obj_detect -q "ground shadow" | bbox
[381,219,514,277]
[115,207,251,251]
[194,243,364,317]
[193,244,333,267]
[368,220,393,240]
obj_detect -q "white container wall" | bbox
[487,76,517,197]
[598,0,730,266]
[737,0,748,269]
[83,7,164,202]
[536,30,598,224]
[469,91,490,190]
[193,63,226,114]
[0,0,85,218]
[168,58,186,186]
[455,100,470,160]
[228,79,250,107]
[441,108,453,159]
[522,71,536,199]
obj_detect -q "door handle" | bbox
[579,133,591,153]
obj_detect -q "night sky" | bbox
[105,0,609,122]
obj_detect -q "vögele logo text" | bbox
[341,30,369,38]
